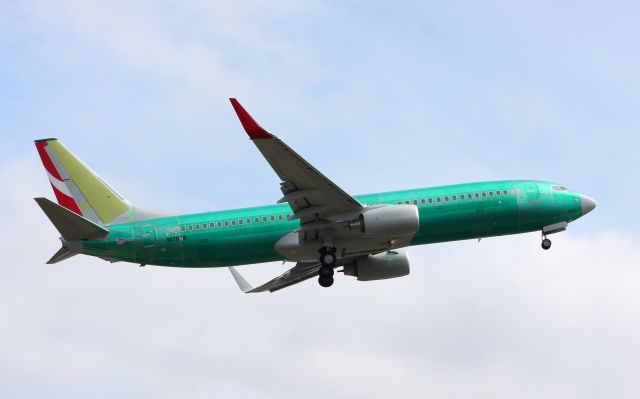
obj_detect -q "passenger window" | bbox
[489,192,494,197]
[263,216,268,222]
[181,226,186,232]
[428,198,433,204]
[188,225,193,231]
[247,218,251,224]
[444,196,449,202]
[437,197,441,203]
[421,199,425,205]
[496,191,501,196]
[452,195,457,200]
[232,220,236,226]
[503,190,508,195]
[278,215,283,220]
[195,224,200,230]
[202,224,207,229]
[270,216,275,221]
[460,195,464,200]
[239,219,243,225]
[210,222,215,228]
[165,228,171,235]
[413,200,418,205]
[405,200,410,204]
[173,227,179,233]
[218,222,222,227]
[224,221,229,227]
[468,194,472,199]
[475,193,479,198]
[255,217,260,223]
[482,192,487,198]
[397,201,402,205]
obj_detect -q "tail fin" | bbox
[34,139,132,225]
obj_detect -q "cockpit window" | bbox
[552,185,569,192]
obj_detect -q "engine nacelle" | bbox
[358,204,419,236]
[343,250,410,281]
[274,205,419,263]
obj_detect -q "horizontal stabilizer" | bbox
[47,246,77,264]
[35,197,109,240]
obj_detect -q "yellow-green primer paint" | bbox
[48,141,129,223]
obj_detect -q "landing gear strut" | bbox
[541,236,552,250]
[318,246,336,287]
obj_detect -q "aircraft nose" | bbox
[580,194,596,216]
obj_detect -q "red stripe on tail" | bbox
[51,183,82,216]
[35,141,63,181]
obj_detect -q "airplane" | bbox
[34,99,596,293]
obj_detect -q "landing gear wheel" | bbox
[318,246,337,288]
[541,238,552,250]
[319,275,334,287]
[318,266,334,278]
[319,246,337,267]
[322,253,336,266]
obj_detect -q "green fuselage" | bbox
[82,180,584,267]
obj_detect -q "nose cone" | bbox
[580,194,597,216]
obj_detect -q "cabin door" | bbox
[136,224,157,263]
[524,181,540,202]
[517,182,542,229]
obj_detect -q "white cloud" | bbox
[24,0,323,102]
[1,151,639,398]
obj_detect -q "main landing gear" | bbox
[318,246,336,287]
[541,236,552,250]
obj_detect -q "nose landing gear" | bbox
[540,222,567,250]
[318,246,336,287]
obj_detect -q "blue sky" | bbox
[2,0,638,229]
[1,1,639,398]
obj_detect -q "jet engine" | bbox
[343,250,410,281]
[350,204,419,236]
[275,205,419,263]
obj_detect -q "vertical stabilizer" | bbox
[34,139,131,225]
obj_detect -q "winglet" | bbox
[228,266,255,293]
[229,98,273,140]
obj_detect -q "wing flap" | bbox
[229,262,322,293]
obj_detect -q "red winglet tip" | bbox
[229,98,273,140]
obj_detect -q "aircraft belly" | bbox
[275,231,412,263]
[182,229,283,267]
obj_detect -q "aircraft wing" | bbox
[229,262,322,293]
[229,98,362,226]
